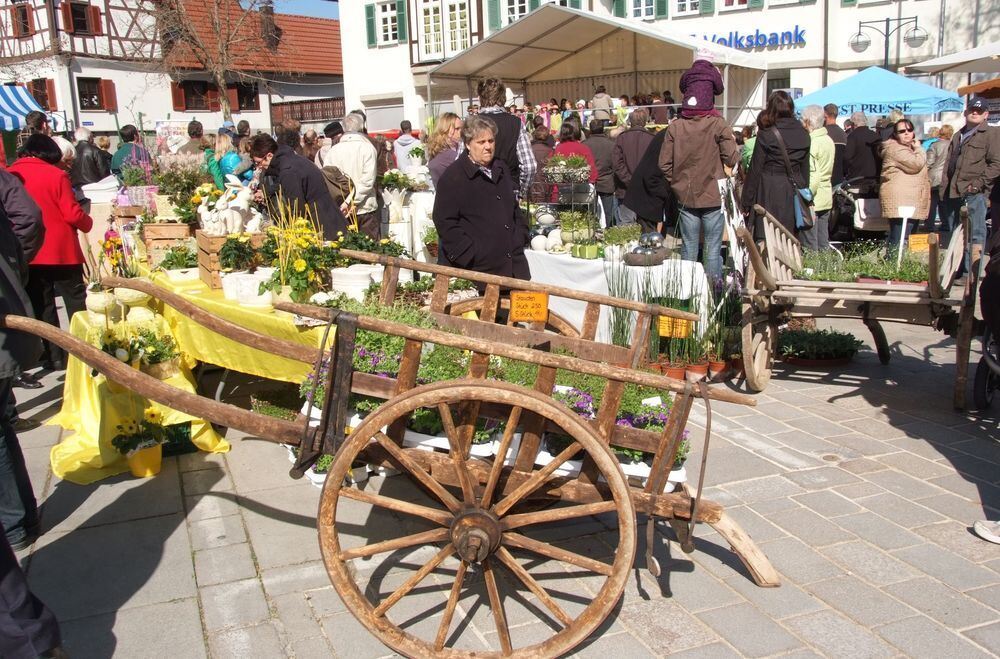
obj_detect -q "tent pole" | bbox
[723,64,730,123]
[426,76,433,126]
[466,78,474,115]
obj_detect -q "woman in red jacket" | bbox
[8,135,93,370]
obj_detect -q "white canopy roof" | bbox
[908,42,1000,75]
[429,4,767,85]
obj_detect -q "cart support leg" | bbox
[862,306,891,365]
[954,243,984,411]
[708,511,781,587]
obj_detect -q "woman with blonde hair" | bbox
[428,112,463,188]
[206,131,241,189]
[924,123,953,231]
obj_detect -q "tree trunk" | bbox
[213,70,232,121]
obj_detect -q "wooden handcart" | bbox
[7,250,779,657]
[737,205,979,409]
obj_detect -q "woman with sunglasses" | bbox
[879,118,930,251]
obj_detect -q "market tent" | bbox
[793,66,963,117]
[427,4,768,123]
[908,42,1000,75]
[957,77,1000,98]
[0,85,44,131]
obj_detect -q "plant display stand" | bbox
[738,205,978,409]
[195,230,266,289]
[6,251,779,658]
[142,222,192,268]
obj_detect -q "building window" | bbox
[722,0,747,6]
[28,79,51,110]
[631,0,654,17]
[446,1,469,56]
[78,77,101,110]
[504,0,528,25]
[675,0,699,13]
[377,1,398,44]
[419,0,443,59]
[12,2,33,37]
[182,81,209,110]
[70,3,91,33]
[234,83,259,111]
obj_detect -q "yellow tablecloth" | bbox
[49,313,230,485]
[144,271,330,383]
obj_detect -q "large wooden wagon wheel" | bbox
[318,380,636,657]
[742,243,777,392]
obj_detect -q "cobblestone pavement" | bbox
[13,318,1000,658]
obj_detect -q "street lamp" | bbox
[849,17,929,69]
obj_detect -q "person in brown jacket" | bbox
[879,118,930,252]
[659,107,739,279]
[612,108,653,225]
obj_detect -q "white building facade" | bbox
[341,0,995,131]
[0,0,344,136]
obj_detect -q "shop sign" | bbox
[698,26,806,50]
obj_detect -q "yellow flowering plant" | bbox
[111,406,168,456]
[257,196,338,302]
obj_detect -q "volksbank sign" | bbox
[698,26,807,50]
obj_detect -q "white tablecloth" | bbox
[524,251,711,343]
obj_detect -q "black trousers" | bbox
[0,381,37,547]
[0,521,60,659]
[26,264,86,367]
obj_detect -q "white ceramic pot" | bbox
[220,270,247,301]
[330,265,375,302]
[113,282,151,307]
[85,290,115,314]
[235,274,274,308]
[126,306,156,324]
[255,266,277,279]
[164,267,199,282]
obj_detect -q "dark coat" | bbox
[432,155,530,282]
[0,200,43,378]
[624,129,671,223]
[613,127,654,198]
[584,133,615,195]
[741,118,810,236]
[262,145,347,238]
[845,125,879,184]
[0,170,43,266]
[528,140,553,203]
[70,140,111,187]
[825,123,847,186]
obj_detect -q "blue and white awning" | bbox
[0,85,44,131]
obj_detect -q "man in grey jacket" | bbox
[939,96,1000,276]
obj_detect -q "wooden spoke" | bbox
[338,528,450,561]
[483,559,513,655]
[374,432,461,513]
[433,561,468,651]
[339,487,452,526]
[437,403,478,505]
[481,406,523,508]
[492,442,582,517]
[504,532,613,576]
[373,543,454,617]
[502,501,617,531]
[494,547,572,627]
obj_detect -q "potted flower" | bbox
[133,328,181,380]
[155,243,199,282]
[218,233,258,299]
[421,225,439,259]
[408,145,425,165]
[111,407,168,477]
[778,327,863,366]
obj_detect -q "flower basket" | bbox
[127,443,162,478]
[126,185,159,211]
[141,358,180,380]
[113,281,152,307]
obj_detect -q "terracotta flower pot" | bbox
[663,364,686,380]
[708,360,728,381]
[686,361,709,382]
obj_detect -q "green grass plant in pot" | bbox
[779,327,863,366]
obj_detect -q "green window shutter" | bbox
[613,0,626,16]
[365,4,376,47]
[748,0,763,7]
[655,0,668,17]
[529,0,540,9]
[841,0,856,4]
[699,0,714,14]
[569,0,582,9]
[487,0,500,31]
[396,0,407,42]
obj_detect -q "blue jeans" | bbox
[0,380,37,546]
[679,206,724,280]
[886,218,919,253]
[617,201,637,226]
[939,193,988,275]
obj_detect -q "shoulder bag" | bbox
[772,127,815,230]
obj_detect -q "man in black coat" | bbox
[249,134,348,239]
[844,111,879,195]
[584,119,616,227]
[69,127,110,187]
[624,128,674,233]
[823,104,846,186]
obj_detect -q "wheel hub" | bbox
[450,509,502,563]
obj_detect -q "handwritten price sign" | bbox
[509,291,549,324]
[907,233,930,253]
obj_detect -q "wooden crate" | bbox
[195,230,266,289]
[142,222,191,241]
[113,205,147,218]
[146,237,189,267]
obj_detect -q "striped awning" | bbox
[0,85,44,132]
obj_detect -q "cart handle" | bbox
[735,225,777,292]
[276,302,758,407]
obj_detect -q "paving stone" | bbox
[60,598,206,659]
[184,491,241,521]
[856,492,946,528]
[783,609,896,658]
[949,438,1000,465]
[732,412,793,436]
[913,520,1000,564]
[819,540,920,586]
[864,469,947,501]
[917,494,998,525]
[688,440,783,485]
[306,585,347,617]
[835,511,925,550]
[876,616,993,659]
[721,475,807,504]
[839,457,889,475]
[273,591,325,639]
[718,428,784,451]
[792,490,863,517]
[938,453,1000,486]
[749,497,801,515]
[966,584,1000,611]
[840,418,909,440]
[722,574,825,620]
[26,514,196,621]
[724,506,788,543]
[834,481,888,500]
[756,537,842,585]
[620,599,719,654]
[927,473,1000,504]
[756,446,824,470]
[783,466,861,491]
[891,542,999,591]
[289,636,334,659]
[654,555,742,613]
[695,603,802,657]
[194,542,258,587]
[769,506,854,547]
[784,414,853,438]
[261,561,336,597]
[755,401,803,422]
[323,610,407,656]
[804,575,915,626]
[239,483,322,570]
[664,642,742,659]
[178,450,228,472]
[885,435,958,462]
[769,430,846,456]
[201,577,271,631]
[188,513,247,551]
[875,451,956,480]
[208,622,285,659]
[181,466,234,495]
[225,436,308,493]
[884,577,999,628]
[964,620,1000,650]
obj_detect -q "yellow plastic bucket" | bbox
[127,444,163,478]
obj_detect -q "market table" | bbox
[49,313,230,485]
[524,251,711,342]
